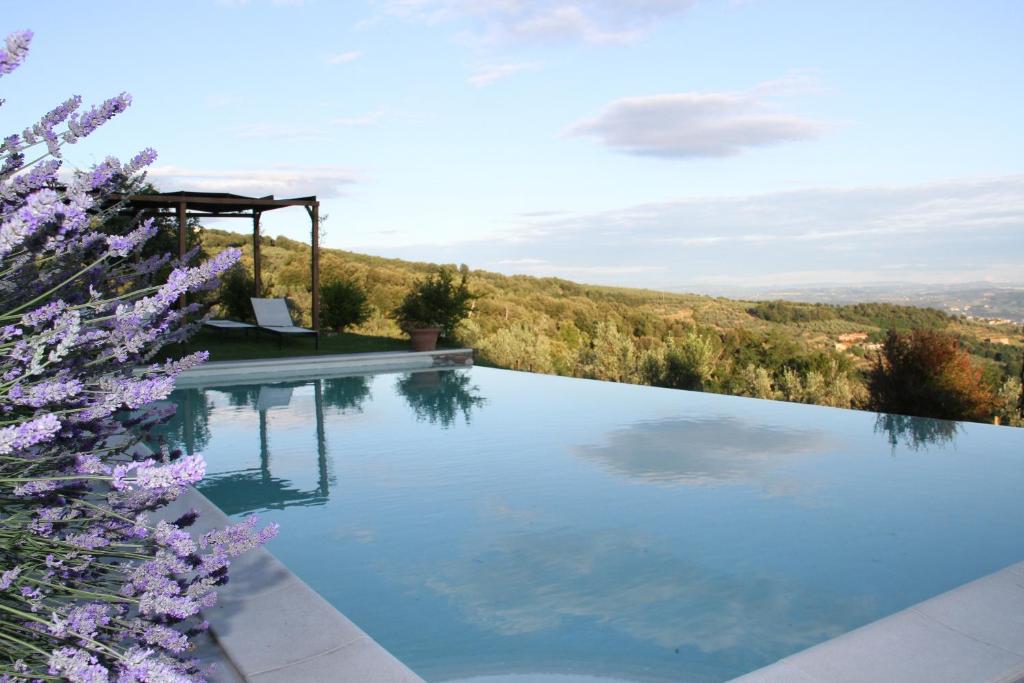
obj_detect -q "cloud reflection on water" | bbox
[424,526,875,661]
[572,416,832,487]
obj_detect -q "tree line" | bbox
[198,228,1023,427]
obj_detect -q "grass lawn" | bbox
[170,328,431,362]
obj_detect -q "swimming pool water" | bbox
[161,367,1024,682]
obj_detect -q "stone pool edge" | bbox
[172,348,474,388]
[160,487,426,683]
[729,559,1024,683]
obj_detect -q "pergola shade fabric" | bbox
[111,190,322,329]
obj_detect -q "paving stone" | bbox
[728,561,1024,683]
[248,636,423,683]
[205,570,367,677]
[912,568,1024,657]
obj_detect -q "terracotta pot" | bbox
[409,327,441,352]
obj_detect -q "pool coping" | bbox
[728,559,1024,683]
[172,348,473,388]
[159,487,426,683]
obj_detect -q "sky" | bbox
[4,0,1023,292]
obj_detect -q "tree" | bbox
[867,330,994,421]
[578,322,639,383]
[478,323,556,373]
[217,262,264,322]
[321,278,370,332]
[663,331,720,390]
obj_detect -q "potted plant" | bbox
[394,266,475,351]
[321,278,371,333]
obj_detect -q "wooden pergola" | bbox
[114,191,322,329]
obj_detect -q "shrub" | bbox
[321,278,370,332]
[0,31,273,681]
[394,265,475,338]
[216,262,278,322]
[867,329,994,421]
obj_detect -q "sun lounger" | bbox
[256,385,294,411]
[250,298,319,350]
[203,319,257,337]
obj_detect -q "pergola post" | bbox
[310,202,320,331]
[177,201,187,309]
[252,211,262,298]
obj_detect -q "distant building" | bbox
[837,332,869,343]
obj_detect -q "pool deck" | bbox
[729,560,1024,683]
[173,348,474,388]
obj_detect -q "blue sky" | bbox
[4,1,1023,291]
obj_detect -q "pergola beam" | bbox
[121,194,316,209]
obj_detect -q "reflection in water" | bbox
[424,527,874,665]
[573,416,830,487]
[170,367,1024,682]
[322,375,372,412]
[874,413,960,451]
[164,381,336,515]
[395,370,486,428]
[222,385,261,409]
[159,389,214,456]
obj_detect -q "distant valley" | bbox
[685,282,1024,326]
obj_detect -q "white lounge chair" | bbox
[255,385,294,411]
[203,319,256,337]
[250,298,319,350]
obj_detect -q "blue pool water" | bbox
[162,367,1024,682]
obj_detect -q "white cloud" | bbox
[145,165,359,199]
[326,50,362,65]
[565,80,824,158]
[370,175,1024,289]
[468,62,540,87]
[497,260,665,276]
[379,0,695,44]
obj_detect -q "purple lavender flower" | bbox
[0,30,32,75]
[64,93,132,144]
[154,520,197,558]
[0,566,21,589]
[136,455,206,492]
[0,188,62,256]
[12,478,61,496]
[140,623,189,653]
[48,647,110,683]
[117,647,194,683]
[106,218,157,257]
[201,516,279,558]
[0,30,275,680]
[0,413,62,455]
[12,377,84,407]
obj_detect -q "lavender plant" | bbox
[0,31,275,682]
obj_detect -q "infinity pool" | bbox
[162,367,1024,682]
